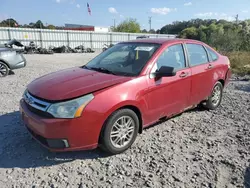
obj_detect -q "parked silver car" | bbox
[0,39,27,77]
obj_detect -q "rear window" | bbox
[206,47,219,61]
[186,44,209,66]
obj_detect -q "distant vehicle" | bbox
[136,35,150,39]
[102,44,114,52]
[20,38,231,154]
[0,39,27,77]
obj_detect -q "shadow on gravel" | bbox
[245,166,250,188]
[235,84,250,92]
[8,70,15,75]
[0,111,110,169]
[230,79,250,92]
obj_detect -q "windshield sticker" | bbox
[134,46,154,51]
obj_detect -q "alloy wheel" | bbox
[211,85,221,106]
[0,63,8,77]
[110,116,135,149]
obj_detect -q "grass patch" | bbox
[226,52,250,76]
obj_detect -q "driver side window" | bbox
[99,51,129,65]
[152,44,186,72]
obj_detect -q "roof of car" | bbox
[122,38,203,45]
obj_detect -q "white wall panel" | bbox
[0,27,177,49]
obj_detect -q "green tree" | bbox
[0,18,18,27]
[47,24,56,29]
[113,18,141,33]
[179,27,198,39]
[141,29,148,33]
[28,22,35,28]
[149,29,156,34]
[34,20,44,29]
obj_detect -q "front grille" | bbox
[23,91,54,118]
[25,102,54,118]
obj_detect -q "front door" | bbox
[145,43,192,123]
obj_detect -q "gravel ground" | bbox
[0,54,249,188]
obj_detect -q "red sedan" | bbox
[20,38,231,154]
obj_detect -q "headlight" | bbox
[47,94,94,118]
[22,89,28,98]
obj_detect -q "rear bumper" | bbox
[13,60,26,69]
[225,68,232,86]
[19,99,99,152]
[11,54,27,70]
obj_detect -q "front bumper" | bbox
[19,99,99,152]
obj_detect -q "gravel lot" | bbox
[0,53,249,188]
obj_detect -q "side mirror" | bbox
[155,66,176,77]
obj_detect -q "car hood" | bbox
[27,67,132,101]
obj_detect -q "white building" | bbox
[94,26,110,32]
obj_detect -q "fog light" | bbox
[46,139,69,149]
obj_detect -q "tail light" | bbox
[226,57,231,68]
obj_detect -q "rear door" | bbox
[145,43,192,121]
[184,43,215,106]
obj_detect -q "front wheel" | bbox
[100,109,139,154]
[0,62,9,77]
[202,81,223,110]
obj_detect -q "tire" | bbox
[100,109,139,154]
[0,62,9,77]
[202,81,223,110]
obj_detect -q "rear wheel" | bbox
[100,109,139,154]
[202,81,223,110]
[0,62,9,77]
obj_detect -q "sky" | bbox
[0,0,250,30]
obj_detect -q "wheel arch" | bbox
[116,105,143,134]
[218,79,225,87]
[0,59,10,69]
[98,103,144,145]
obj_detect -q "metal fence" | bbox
[0,27,176,49]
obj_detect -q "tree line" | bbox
[159,18,250,53]
[0,18,158,33]
[2,17,250,53]
[0,18,60,30]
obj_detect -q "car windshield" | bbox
[83,43,160,76]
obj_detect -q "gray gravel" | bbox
[0,54,249,188]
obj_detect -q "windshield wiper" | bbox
[87,67,117,75]
[82,65,90,69]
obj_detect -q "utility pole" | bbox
[235,14,239,24]
[148,16,152,31]
[113,19,116,28]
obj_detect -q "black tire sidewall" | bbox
[0,62,9,77]
[101,109,139,154]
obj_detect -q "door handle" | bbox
[206,64,213,70]
[179,72,188,78]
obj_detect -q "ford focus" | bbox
[20,38,231,154]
